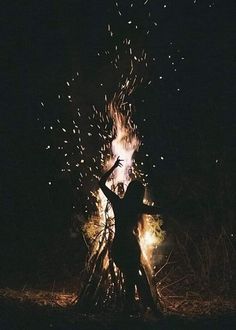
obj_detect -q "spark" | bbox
[40,0,167,299]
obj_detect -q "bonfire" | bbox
[75,80,165,312]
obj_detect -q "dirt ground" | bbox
[0,289,235,330]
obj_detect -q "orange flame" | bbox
[83,90,165,271]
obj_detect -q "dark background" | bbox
[1,0,235,288]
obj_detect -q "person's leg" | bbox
[136,266,161,314]
[124,272,135,309]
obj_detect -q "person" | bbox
[99,156,162,315]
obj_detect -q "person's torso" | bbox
[112,199,141,236]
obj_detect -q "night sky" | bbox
[1,0,235,284]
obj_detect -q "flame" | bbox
[105,98,140,184]
[83,87,165,270]
[143,231,155,246]
[78,80,166,311]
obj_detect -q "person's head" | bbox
[124,180,145,206]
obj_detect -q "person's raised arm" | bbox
[99,156,123,203]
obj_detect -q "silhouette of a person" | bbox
[99,156,162,314]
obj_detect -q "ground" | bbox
[0,289,235,330]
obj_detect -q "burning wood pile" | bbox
[74,82,165,312]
